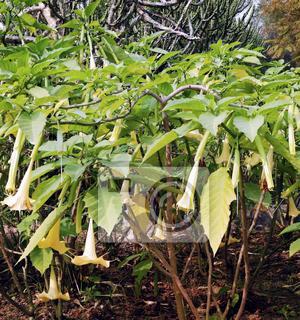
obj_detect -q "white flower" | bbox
[177,160,199,212]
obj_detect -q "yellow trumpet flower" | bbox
[71,219,110,267]
[288,197,300,218]
[120,179,132,205]
[5,129,25,194]
[109,119,122,143]
[216,136,230,164]
[38,219,68,254]
[37,266,70,302]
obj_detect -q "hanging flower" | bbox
[5,129,25,194]
[231,147,240,188]
[37,266,70,302]
[216,136,230,164]
[177,131,210,212]
[177,160,199,212]
[2,139,40,211]
[288,197,300,218]
[120,179,132,205]
[38,219,68,254]
[244,152,261,171]
[72,219,110,267]
[294,106,300,131]
[255,136,274,190]
[288,105,296,155]
[185,129,203,141]
[109,119,122,143]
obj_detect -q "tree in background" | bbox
[260,0,300,64]
[0,0,260,53]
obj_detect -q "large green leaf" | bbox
[32,174,69,212]
[18,111,46,145]
[198,112,228,136]
[163,97,207,112]
[200,167,236,255]
[18,205,67,262]
[30,247,53,275]
[233,115,264,142]
[143,122,197,162]
[84,188,122,235]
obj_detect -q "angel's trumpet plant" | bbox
[38,219,68,254]
[288,105,296,155]
[177,131,210,211]
[216,136,230,164]
[260,146,274,188]
[2,137,41,211]
[109,119,122,143]
[37,266,70,302]
[185,129,203,141]
[255,136,274,190]
[231,147,240,188]
[72,218,110,267]
[120,179,132,205]
[288,197,300,218]
[5,129,25,194]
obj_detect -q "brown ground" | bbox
[0,230,299,320]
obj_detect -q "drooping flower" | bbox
[216,136,230,164]
[177,131,210,212]
[2,138,40,211]
[288,197,300,218]
[120,179,132,205]
[37,266,70,302]
[244,152,261,171]
[5,129,25,194]
[71,218,110,267]
[255,136,274,190]
[177,159,200,212]
[288,105,296,155]
[38,219,68,254]
[109,119,122,143]
[294,106,300,131]
[231,147,240,188]
[185,129,203,141]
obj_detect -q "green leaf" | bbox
[17,212,39,236]
[163,97,207,112]
[28,86,49,98]
[32,174,68,212]
[233,115,264,142]
[244,183,271,207]
[64,164,86,182]
[84,0,100,18]
[198,112,228,136]
[280,222,300,235]
[18,206,67,262]
[143,131,177,162]
[259,98,292,113]
[200,167,236,255]
[30,247,53,275]
[143,122,197,162]
[289,239,300,257]
[243,56,261,65]
[102,153,132,178]
[84,188,122,235]
[18,111,46,145]
[265,133,300,172]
